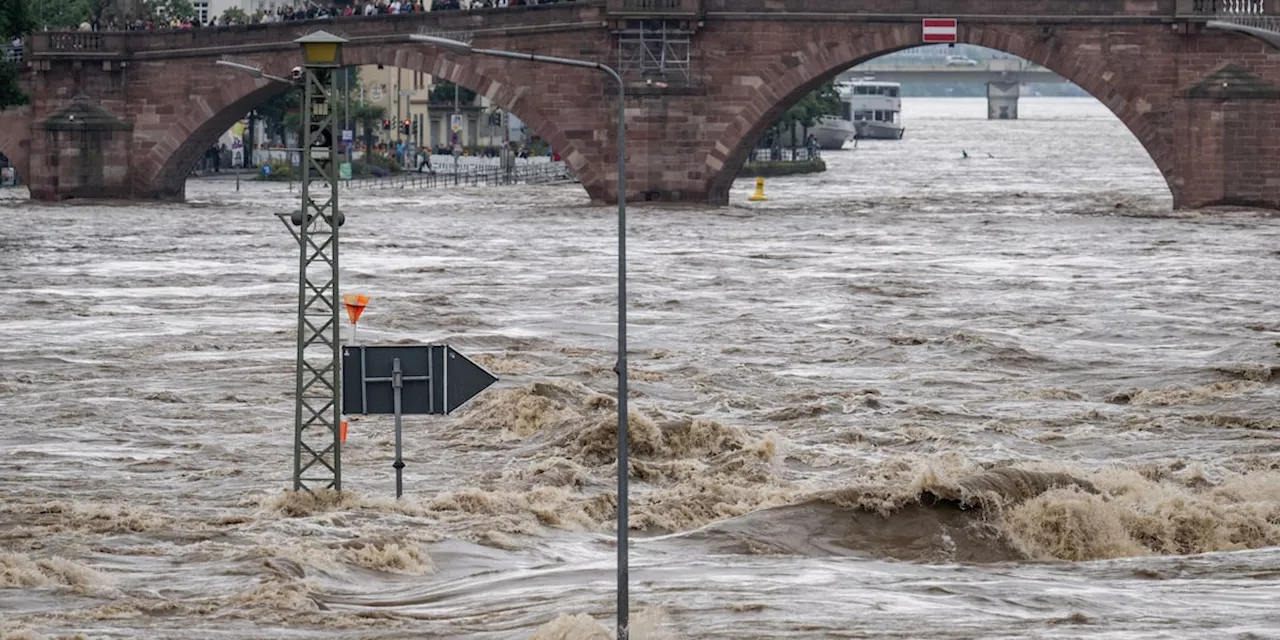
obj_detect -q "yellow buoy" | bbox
[748,176,768,201]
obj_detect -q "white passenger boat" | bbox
[841,79,906,140]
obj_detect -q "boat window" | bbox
[855,86,869,95]
[842,103,852,120]
[887,87,899,97]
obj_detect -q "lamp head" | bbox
[295,31,347,68]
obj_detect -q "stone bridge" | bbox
[2,0,1279,208]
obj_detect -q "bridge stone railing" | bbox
[27,3,603,60]
[45,32,115,53]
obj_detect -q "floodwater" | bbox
[1,97,1278,639]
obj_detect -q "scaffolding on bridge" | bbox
[615,20,693,82]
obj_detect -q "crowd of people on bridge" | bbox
[66,0,578,32]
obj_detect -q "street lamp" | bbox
[407,33,632,640]
[214,59,292,84]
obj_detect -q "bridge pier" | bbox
[26,101,136,201]
[987,81,1020,120]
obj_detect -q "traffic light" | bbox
[402,120,411,135]
[382,119,391,131]
[411,121,418,134]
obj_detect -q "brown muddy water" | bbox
[1,98,1278,639]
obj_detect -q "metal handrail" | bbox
[1215,13,1280,28]
[1206,0,1272,13]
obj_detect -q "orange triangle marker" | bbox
[343,294,369,325]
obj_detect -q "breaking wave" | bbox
[682,464,1280,563]
[529,608,674,640]
[0,553,107,590]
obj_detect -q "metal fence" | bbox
[337,161,574,191]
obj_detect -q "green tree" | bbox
[28,0,97,30]
[219,6,248,24]
[767,80,842,147]
[351,102,385,160]
[428,81,476,105]
[778,80,841,131]
[257,86,300,145]
[143,0,195,23]
[0,0,34,110]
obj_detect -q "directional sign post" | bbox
[922,18,958,43]
[342,344,498,497]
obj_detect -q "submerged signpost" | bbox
[343,344,498,497]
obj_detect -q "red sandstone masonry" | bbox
[2,0,1279,208]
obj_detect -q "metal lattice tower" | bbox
[283,64,343,492]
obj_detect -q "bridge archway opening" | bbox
[151,51,592,201]
[712,39,1174,207]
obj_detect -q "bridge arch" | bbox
[705,24,1177,205]
[142,46,599,200]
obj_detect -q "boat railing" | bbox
[749,147,821,163]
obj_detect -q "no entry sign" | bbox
[922,18,958,43]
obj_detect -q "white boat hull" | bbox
[855,120,906,140]
[791,116,856,150]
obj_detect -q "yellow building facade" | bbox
[356,65,515,151]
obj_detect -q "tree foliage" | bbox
[254,72,386,147]
[0,0,34,109]
[428,81,476,105]
[219,6,248,24]
[0,0,33,40]
[28,0,96,30]
[777,80,842,131]
[760,80,843,148]
[257,87,300,144]
[142,0,195,23]
[27,0,196,28]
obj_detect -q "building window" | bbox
[194,1,209,24]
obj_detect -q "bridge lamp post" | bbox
[408,33,633,640]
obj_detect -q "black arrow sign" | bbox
[342,344,497,416]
